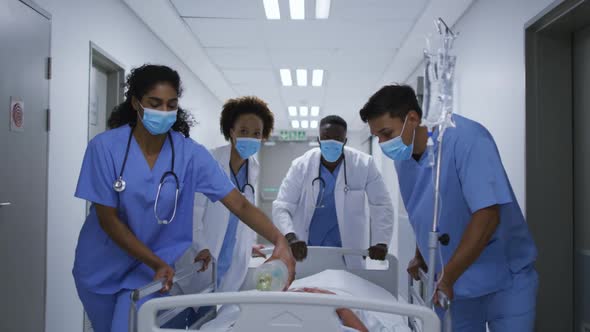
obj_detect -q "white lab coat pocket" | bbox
[344,189,368,235]
[342,189,368,269]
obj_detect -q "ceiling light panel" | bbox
[312,69,324,87]
[296,69,307,86]
[315,0,331,19]
[289,0,305,20]
[280,69,293,86]
[299,106,309,116]
[288,106,298,116]
[311,106,320,116]
[291,120,300,128]
[263,0,281,19]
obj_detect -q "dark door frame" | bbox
[525,1,590,331]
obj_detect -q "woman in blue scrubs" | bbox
[73,65,295,332]
[360,85,538,332]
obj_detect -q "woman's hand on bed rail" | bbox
[194,249,212,272]
[154,263,175,293]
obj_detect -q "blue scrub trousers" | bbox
[437,265,538,332]
[76,280,164,332]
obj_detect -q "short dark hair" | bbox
[320,115,347,131]
[359,85,422,123]
[220,96,275,140]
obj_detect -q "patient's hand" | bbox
[300,287,336,295]
[194,249,211,272]
[293,288,368,332]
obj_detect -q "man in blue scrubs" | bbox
[359,85,538,331]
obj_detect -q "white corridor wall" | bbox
[35,0,226,331]
[405,0,560,213]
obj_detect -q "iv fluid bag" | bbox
[422,51,457,129]
[421,21,458,130]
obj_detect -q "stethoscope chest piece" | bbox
[113,177,126,193]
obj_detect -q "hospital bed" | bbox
[130,247,442,332]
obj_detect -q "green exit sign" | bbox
[279,130,307,141]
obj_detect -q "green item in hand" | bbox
[256,273,273,291]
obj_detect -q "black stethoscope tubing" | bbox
[230,159,255,195]
[112,125,179,224]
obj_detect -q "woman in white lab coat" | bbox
[273,116,394,266]
[191,96,274,292]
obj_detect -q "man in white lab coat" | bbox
[273,115,394,262]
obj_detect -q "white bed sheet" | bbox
[199,270,411,332]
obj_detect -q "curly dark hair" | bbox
[107,64,193,137]
[220,96,274,140]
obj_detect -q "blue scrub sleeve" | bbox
[456,134,513,213]
[192,146,235,202]
[75,138,118,208]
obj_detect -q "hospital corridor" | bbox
[1,0,589,331]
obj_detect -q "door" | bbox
[574,24,590,332]
[0,1,50,331]
[89,65,108,140]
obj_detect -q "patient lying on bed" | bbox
[200,269,410,332]
[290,287,368,332]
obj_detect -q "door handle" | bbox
[0,202,11,208]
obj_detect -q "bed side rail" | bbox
[128,260,216,332]
[138,292,441,332]
[407,268,452,332]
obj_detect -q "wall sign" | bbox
[9,97,24,132]
[279,130,306,141]
[89,95,98,126]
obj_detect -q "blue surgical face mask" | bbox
[139,104,178,135]
[380,117,415,161]
[234,137,261,159]
[319,139,345,163]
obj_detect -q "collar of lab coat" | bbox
[303,146,357,190]
[211,144,260,190]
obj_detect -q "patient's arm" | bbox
[335,308,369,332]
[297,288,368,332]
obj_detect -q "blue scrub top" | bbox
[216,162,247,286]
[73,125,235,294]
[308,162,342,247]
[395,115,537,299]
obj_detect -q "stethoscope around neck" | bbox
[112,125,179,225]
[230,159,255,195]
[312,152,349,209]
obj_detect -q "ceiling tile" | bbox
[171,0,264,19]
[206,48,272,69]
